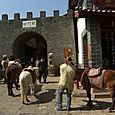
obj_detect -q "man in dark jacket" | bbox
[38,57,47,83]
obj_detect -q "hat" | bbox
[2,55,7,60]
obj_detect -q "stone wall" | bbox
[0,9,76,67]
[86,16,102,67]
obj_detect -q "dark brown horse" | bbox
[5,59,22,97]
[75,68,115,112]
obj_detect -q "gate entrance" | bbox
[13,32,47,66]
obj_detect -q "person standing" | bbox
[28,58,36,67]
[1,55,8,83]
[56,56,76,111]
[38,57,47,83]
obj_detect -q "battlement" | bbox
[1,10,65,21]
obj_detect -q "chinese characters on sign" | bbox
[22,20,36,28]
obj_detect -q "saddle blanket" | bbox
[88,67,103,77]
[89,70,106,90]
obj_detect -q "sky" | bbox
[0,0,68,20]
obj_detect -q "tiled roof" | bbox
[74,7,115,17]
[75,8,115,13]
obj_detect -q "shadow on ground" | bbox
[71,99,112,111]
[28,88,56,105]
[46,81,59,84]
[26,84,43,96]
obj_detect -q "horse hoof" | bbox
[109,108,114,112]
[16,88,19,90]
[87,103,92,106]
[8,94,11,96]
[89,106,92,109]
[22,102,25,105]
[86,102,93,109]
[27,99,30,102]
[11,94,15,97]
[108,108,112,112]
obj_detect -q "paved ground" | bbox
[0,76,115,115]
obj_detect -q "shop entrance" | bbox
[101,17,115,69]
[101,32,115,69]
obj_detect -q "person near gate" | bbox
[1,55,8,83]
[28,57,36,67]
[38,57,47,83]
[56,56,76,111]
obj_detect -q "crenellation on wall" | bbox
[0,9,72,21]
[2,14,8,21]
[14,13,20,20]
[27,12,33,19]
[67,9,73,16]
[54,10,59,17]
[40,11,46,18]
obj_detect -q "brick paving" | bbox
[0,76,115,115]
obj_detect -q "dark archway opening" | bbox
[13,32,47,67]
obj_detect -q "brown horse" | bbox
[75,68,115,112]
[5,59,22,97]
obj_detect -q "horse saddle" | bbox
[82,68,106,90]
[87,67,103,77]
[24,69,36,84]
[8,63,20,71]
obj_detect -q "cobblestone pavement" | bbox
[0,76,115,115]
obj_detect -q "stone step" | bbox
[92,92,111,98]
[92,88,109,93]
[72,88,111,98]
[91,88,111,98]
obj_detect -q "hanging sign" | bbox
[22,20,36,28]
[88,44,91,60]
[64,48,71,58]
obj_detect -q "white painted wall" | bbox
[77,18,86,68]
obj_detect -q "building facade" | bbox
[69,0,115,69]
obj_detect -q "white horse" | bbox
[19,67,39,104]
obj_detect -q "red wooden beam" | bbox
[75,11,115,17]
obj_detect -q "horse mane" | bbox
[75,68,85,81]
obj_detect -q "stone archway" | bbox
[13,32,47,66]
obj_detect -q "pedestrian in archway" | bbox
[29,57,36,67]
[38,57,47,83]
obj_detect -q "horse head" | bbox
[32,67,39,82]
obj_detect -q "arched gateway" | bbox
[13,32,47,65]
